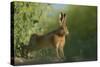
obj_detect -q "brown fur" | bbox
[23,12,69,59]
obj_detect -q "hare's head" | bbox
[59,12,69,35]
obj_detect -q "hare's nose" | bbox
[66,31,69,35]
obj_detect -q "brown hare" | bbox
[22,12,69,59]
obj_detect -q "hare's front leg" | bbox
[59,38,65,59]
[59,47,65,59]
[56,47,60,59]
[55,42,60,59]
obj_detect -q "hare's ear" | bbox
[59,12,63,25]
[59,14,61,24]
[63,13,67,24]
